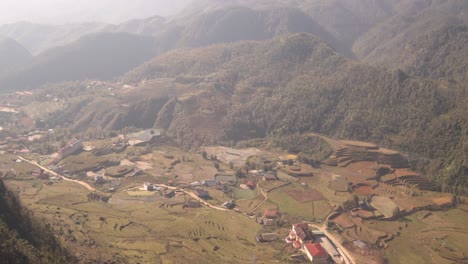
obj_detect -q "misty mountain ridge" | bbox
[0,36,32,75]
[0,32,156,90]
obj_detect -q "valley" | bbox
[0,1,466,263]
[0,97,465,262]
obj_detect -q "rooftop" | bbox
[304,243,328,258]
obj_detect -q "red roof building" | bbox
[246,181,256,189]
[293,240,302,249]
[263,209,281,219]
[303,243,329,264]
[290,223,314,244]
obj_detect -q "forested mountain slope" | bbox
[57,33,466,191]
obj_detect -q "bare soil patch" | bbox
[203,146,263,165]
[135,161,153,171]
[286,189,325,203]
[331,213,355,228]
[353,185,374,196]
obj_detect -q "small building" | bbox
[190,181,202,187]
[95,175,104,184]
[164,190,176,198]
[246,181,256,190]
[303,243,329,264]
[239,184,249,190]
[263,172,278,181]
[222,199,236,209]
[195,189,210,199]
[214,184,227,192]
[289,223,315,244]
[202,179,218,187]
[144,182,154,191]
[184,198,201,208]
[257,218,274,226]
[33,169,49,180]
[249,170,263,176]
[58,139,83,159]
[256,233,278,243]
[263,209,281,219]
[16,148,31,154]
[315,236,339,257]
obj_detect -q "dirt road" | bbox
[247,182,268,213]
[16,155,96,191]
[154,184,229,212]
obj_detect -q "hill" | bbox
[353,2,468,82]
[31,33,465,191]
[140,5,350,57]
[0,32,156,91]
[181,0,467,80]
[0,22,109,55]
[0,37,32,75]
[125,34,466,190]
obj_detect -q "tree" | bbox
[235,169,245,178]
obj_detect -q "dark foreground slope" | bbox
[0,32,155,91]
[0,179,76,263]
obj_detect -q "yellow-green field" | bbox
[4,178,284,263]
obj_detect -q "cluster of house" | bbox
[32,169,49,180]
[285,223,340,264]
[1,129,53,154]
[256,209,282,225]
[32,168,60,181]
[247,169,279,181]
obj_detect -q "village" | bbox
[0,86,465,264]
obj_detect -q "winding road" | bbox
[16,155,96,191]
[153,184,229,212]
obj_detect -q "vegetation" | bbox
[0,179,75,263]
[123,33,468,192]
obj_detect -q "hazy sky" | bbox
[0,0,192,25]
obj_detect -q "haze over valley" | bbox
[0,1,466,263]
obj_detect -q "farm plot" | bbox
[286,188,325,203]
